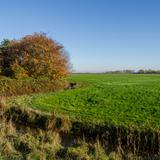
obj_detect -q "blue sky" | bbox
[0,0,160,72]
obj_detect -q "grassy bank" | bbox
[1,104,160,159]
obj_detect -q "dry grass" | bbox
[0,96,6,112]
[0,105,160,159]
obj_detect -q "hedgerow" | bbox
[0,76,67,96]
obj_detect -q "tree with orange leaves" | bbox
[0,33,70,80]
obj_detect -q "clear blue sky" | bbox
[0,0,160,72]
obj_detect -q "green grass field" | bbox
[10,74,160,130]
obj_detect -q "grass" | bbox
[0,104,132,160]
[9,74,160,130]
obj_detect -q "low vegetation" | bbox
[6,73,160,159]
[0,99,141,160]
[13,74,160,130]
[0,76,67,96]
[1,99,159,159]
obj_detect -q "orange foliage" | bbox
[0,33,70,80]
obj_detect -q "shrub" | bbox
[0,77,67,96]
[0,33,70,80]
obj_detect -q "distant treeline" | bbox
[74,69,160,74]
[105,69,160,74]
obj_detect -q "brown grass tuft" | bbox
[47,112,72,133]
[0,96,6,113]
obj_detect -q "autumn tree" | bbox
[0,33,70,80]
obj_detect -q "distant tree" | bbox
[122,70,134,74]
[0,33,70,79]
[137,69,145,74]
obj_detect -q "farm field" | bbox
[11,74,160,130]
